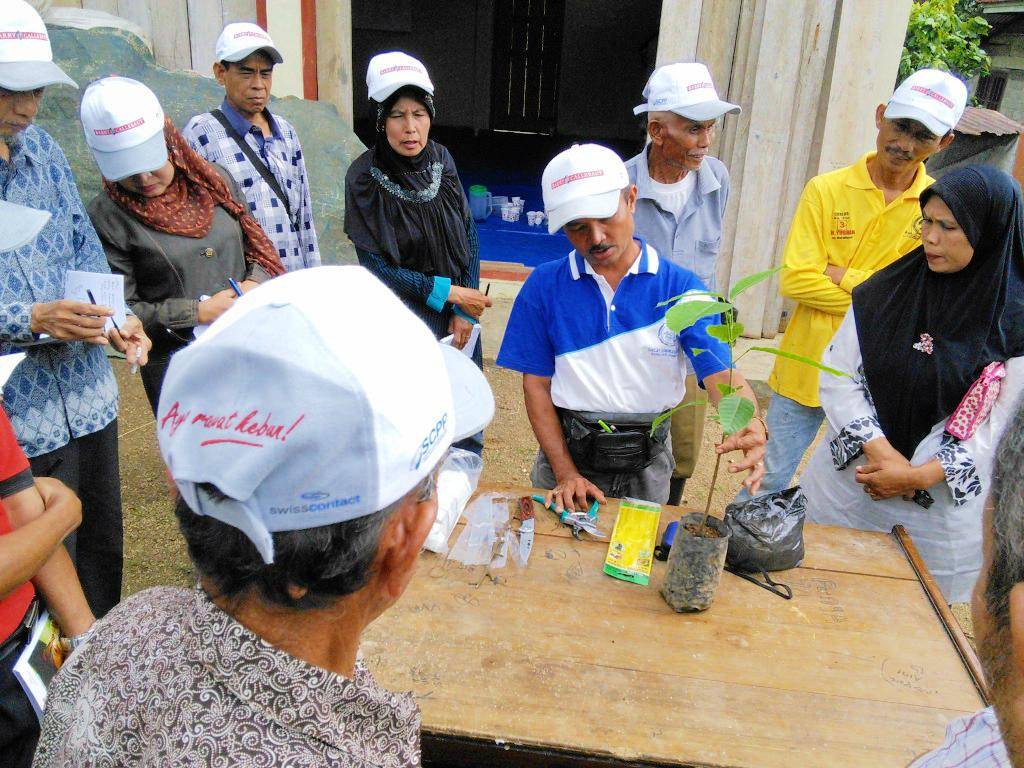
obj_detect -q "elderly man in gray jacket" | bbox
[626,62,740,506]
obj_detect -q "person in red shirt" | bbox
[0,201,96,768]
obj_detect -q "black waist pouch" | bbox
[558,409,662,475]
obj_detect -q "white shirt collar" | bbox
[568,238,659,280]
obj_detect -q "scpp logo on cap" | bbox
[550,169,604,190]
[410,411,448,470]
[910,85,954,109]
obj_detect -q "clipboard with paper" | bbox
[63,271,127,333]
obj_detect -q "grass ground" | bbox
[113,360,974,642]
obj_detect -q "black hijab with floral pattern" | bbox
[853,165,1024,459]
[344,85,471,278]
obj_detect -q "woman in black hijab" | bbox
[801,165,1024,603]
[344,53,491,356]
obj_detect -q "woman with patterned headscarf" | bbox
[82,77,283,413]
[801,165,1024,603]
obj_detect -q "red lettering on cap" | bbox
[160,401,190,436]
[0,31,48,41]
[92,116,147,137]
[161,401,305,449]
[380,64,423,75]
[910,85,954,109]
[233,30,270,40]
[686,81,713,92]
[550,169,604,190]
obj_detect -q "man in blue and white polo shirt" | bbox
[183,23,320,272]
[497,144,767,511]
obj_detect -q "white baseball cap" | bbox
[0,200,50,251]
[885,68,967,138]
[157,266,494,564]
[215,22,283,65]
[633,62,739,121]
[80,77,167,182]
[366,51,434,103]
[542,144,630,234]
[0,0,77,91]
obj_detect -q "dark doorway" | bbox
[490,0,565,134]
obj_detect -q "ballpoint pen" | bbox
[88,289,137,373]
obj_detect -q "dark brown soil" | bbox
[683,521,723,539]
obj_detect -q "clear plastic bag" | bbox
[446,492,535,570]
[423,448,483,554]
[447,492,508,564]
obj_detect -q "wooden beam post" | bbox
[314,0,353,125]
[655,0,702,66]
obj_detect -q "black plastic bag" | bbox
[722,487,807,598]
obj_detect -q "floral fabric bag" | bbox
[946,361,1007,440]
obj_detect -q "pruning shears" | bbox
[531,494,605,539]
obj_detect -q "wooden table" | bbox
[361,486,985,767]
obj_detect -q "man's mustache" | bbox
[885,146,913,162]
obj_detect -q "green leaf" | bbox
[649,400,708,437]
[748,346,852,378]
[899,0,990,82]
[728,266,782,301]
[689,347,707,357]
[716,383,741,398]
[656,290,724,307]
[664,298,731,334]
[716,394,755,435]
[707,321,744,344]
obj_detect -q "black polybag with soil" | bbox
[722,486,807,599]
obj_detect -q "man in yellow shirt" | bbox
[737,68,966,501]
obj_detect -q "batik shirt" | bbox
[0,125,118,458]
[183,100,320,272]
[33,586,422,767]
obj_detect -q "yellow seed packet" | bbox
[604,497,661,585]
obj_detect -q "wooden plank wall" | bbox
[654,0,913,337]
[49,0,257,74]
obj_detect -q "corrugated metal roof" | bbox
[956,106,1023,136]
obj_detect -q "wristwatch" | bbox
[68,626,95,651]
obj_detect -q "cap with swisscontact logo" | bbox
[366,51,434,103]
[215,22,283,65]
[542,143,630,234]
[156,266,494,564]
[633,62,739,122]
[885,68,967,138]
[0,0,77,91]
[80,77,168,182]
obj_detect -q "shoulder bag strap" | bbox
[211,109,294,223]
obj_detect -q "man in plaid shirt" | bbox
[182,23,319,272]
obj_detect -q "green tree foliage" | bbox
[900,0,990,82]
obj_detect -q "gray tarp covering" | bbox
[40,25,364,264]
[927,133,1020,180]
